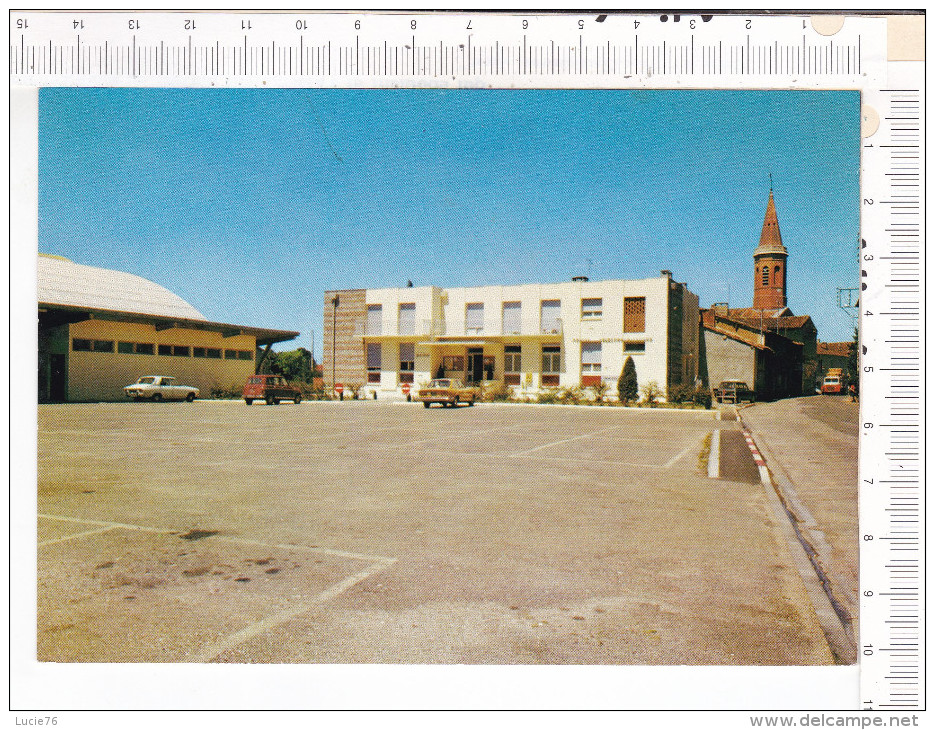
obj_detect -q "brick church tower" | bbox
[752,186,788,311]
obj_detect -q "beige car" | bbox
[417,379,479,408]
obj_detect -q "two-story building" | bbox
[323,271,699,400]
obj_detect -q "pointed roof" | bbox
[753,189,787,257]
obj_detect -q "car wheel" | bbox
[152,393,162,402]
[468,399,474,406]
[423,401,430,408]
[294,395,302,404]
[245,399,253,405]
[266,396,274,405]
[186,392,196,402]
[273,398,280,405]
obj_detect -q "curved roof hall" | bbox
[38,254,206,321]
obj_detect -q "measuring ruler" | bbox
[860,66,926,711]
[10,11,885,86]
[10,10,923,712]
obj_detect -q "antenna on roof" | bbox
[769,172,773,192]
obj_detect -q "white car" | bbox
[124,376,199,402]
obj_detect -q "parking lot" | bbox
[38,400,833,665]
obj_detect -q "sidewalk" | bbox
[739,396,859,639]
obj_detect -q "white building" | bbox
[324,271,699,400]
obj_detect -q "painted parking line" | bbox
[38,524,118,547]
[508,424,624,457]
[193,558,397,663]
[663,434,709,469]
[38,514,395,564]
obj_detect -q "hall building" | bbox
[323,271,699,399]
[38,254,299,402]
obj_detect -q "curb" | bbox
[739,420,857,664]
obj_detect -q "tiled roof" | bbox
[38,254,206,321]
[817,341,851,357]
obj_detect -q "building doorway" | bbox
[467,348,484,385]
[49,354,66,402]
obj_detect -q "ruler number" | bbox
[634,21,639,29]
[411,19,417,30]
[863,645,873,656]
[863,198,874,205]
[129,19,140,30]
[746,19,752,29]
[354,20,360,30]
[242,20,251,31]
[296,20,307,30]
[522,19,528,30]
[184,19,196,30]
[864,590,873,597]
[73,19,84,30]
[466,20,472,30]
[863,534,874,541]
[16,18,28,29]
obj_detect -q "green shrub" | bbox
[667,383,694,404]
[693,388,713,409]
[536,388,559,404]
[591,381,610,404]
[482,381,513,402]
[556,386,585,405]
[641,380,664,406]
[618,357,639,404]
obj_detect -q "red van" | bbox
[243,375,303,405]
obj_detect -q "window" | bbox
[442,355,464,373]
[542,345,561,387]
[117,341,134,354]
[581,298,602,319]
[237,350,253,361]
[761,265,770,286]
[205,348,222,359]
[72,339,92,352]
[192,347,206,358]
[624,341,646,352]
[225,349,238,359]
[367,304,383,335]
[158,344,172,356]
[623,297,646,333]
[774,265,782,287]
[92,340,114,353]
[540,300,562,334]
[172,346,190,357]
[399,303,415,335]
[135,343,155,355]
[580,342,602,386]
[367,343,382,383]
[466,303,484,334]
[502,302,521,335]
[504,345,521,386]
[399,343,415,384]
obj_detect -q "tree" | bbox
[258,348,313,382]
[618,356,638,404]
[847,326,859,389]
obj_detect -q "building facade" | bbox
[39,255,298,402]
[324,272,699,399]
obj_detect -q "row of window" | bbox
[760,264,784,287]
[72,339,253,361]
[364,341,645,384]
[365,297,646,334]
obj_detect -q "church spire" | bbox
[752,187,788,311]
[753,187,787,257]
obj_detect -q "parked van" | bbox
[243,375,302,405]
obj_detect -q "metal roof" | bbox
[38,254,206,321]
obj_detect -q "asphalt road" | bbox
[37,400,834,665]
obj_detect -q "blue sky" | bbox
[39,88,860,358]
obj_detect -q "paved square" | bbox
[38,401,833,664]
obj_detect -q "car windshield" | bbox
[430,380,451,387]
[138,377,156,384]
